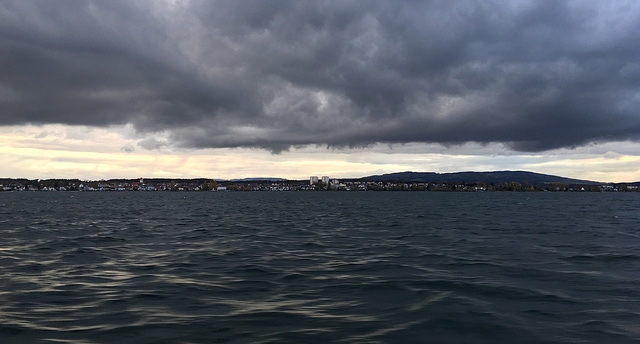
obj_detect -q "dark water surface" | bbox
[1,192,639,343]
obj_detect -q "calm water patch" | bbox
[1,192,639,343]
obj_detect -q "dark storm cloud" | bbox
[1,0,639,152]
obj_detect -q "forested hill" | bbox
[360,171,598,185]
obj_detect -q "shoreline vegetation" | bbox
[1,177,638,193]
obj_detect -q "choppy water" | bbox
[1,191,639,343]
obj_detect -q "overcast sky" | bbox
[1,0,639,182]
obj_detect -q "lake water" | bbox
[1,191,639,343]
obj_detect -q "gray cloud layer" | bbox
[1,0,639,152]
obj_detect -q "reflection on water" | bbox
[1,192,639,343]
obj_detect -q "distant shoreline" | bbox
[1,178,637,193]
[2,171,639,192]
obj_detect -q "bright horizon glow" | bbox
[2,125,639,183]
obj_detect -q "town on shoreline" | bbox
[0,177,637,192]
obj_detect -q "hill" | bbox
[360,171,598,185]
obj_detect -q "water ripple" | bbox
[1,192,639,343]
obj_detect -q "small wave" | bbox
[563,253,640,262]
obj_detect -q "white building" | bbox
[322,176,330,185]
[310,176,319,185]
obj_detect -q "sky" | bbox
[1,0,640,182]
